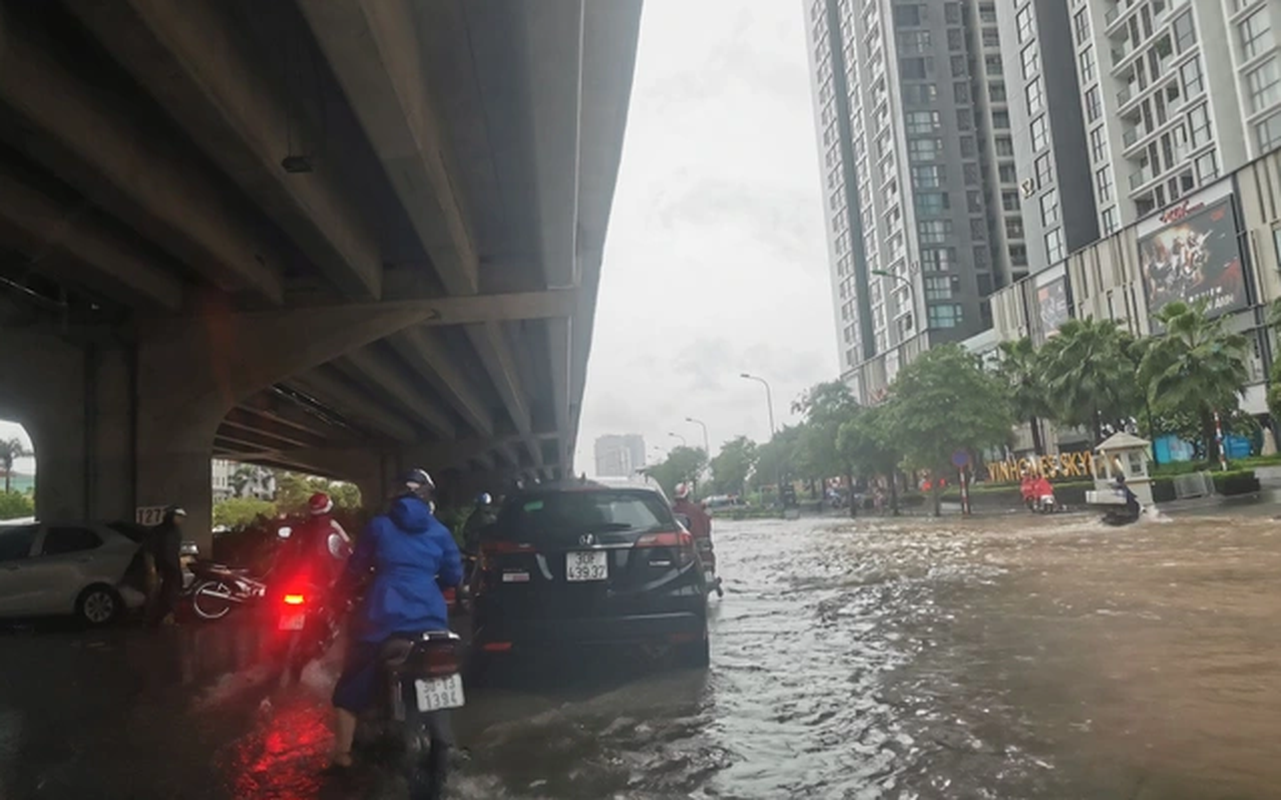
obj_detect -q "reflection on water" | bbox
[4,511,1281,799]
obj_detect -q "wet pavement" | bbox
[3,512,1281,799]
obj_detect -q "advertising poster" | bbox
[1137,181,1247,322]
[1035,277,1069,335]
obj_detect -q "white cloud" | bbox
[575,0,836,470]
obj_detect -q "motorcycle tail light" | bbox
[419,642,461,677]
[282,593,306,606]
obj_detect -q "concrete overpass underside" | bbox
[0,0,641,538]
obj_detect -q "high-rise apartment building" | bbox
[1055,0,1281,235]
[593,434,646,477]
[804,0,1021,400]
[993,0,1101,276]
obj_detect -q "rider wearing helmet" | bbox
[671,482,714,572]
[462,491,498,555]
[280,492,352,586]
[330,468,463,770]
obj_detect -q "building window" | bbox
[911,164,946,187]
[1241,9,1275,62]
[909,138,943,161]
[924,276,955,300]
[1181,56,1204,97]
[1045,228,1065,263]
[948,28,965,51]
[970,218,988,239]
[1248,58,1281,113]
[963,162,980,184]
[992,109,1010,129]
[1034,153,1052,187]
[1259,112,1281,152]
[945,3,961,24]
[915,192,951,215]
[955,81,971,103]
[996,135,1015,156]
[1189,103,1212,147]
[1172,13,1196,53]
[999,162,1018,183]
[918,219,953,244]
[1026,77,1044,115]
[951,54,968,76]
[921,247,957,271]
[1073,9,1090,44]
[967,190,984,212]
[979,3,997,24]
[1090,126,1107,161]
[1002,190,1021,211]
[1021,44,1040,79]
[893,5,923,27]
[1195,151,1219,182]
[928,304,964,328]
[1079,47,1096,85]
[902,84,939,104]
[983,28,1001,48]
[985,54,1004,76]
[1085,87,1102,122]
[900,58,931,79]
[1016,5,1034,43]
[974,245,990,269]
[906,110,941,134]
[897,30,932,52]
[960,136,977,157]
[1031,116,1049,151]
[1101,207,1117,235]
[1040,187,1060,225]
[1009,244,1028,266]
[989,82,1007,103]
[1006,216,1025,240]
[1096,167,1114,202]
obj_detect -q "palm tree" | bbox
[1139,300,1249,464]
[1038,317,1141,444]
[996,337,1052,455]
[0,437,28,494]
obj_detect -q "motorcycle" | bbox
[377,631,465,799]
[186,559,267,621]
[275,574,344,686]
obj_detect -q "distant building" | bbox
[593,435,646,477]
[211,460,276,501]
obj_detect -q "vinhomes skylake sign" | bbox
[985,451,1094,483]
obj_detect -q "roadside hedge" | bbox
[1213,469,1261,496]
[0,491,34,520]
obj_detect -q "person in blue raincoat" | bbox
[329,468,463,768]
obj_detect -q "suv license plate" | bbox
[415,674,465,711]
[566,550,608,582]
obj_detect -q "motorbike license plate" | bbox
[278,613,307,631]
[414,674,465,712]
[566,550,608,582]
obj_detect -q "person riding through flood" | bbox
[328,468,463,771]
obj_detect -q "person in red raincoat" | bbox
[672,483,717,587]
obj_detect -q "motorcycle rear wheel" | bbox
[191,580,234,620]
[403,716,449,800]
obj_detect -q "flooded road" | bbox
[4,511,1281,798]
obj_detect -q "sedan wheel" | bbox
[79,587,119,626]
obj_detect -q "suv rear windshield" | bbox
[499,490,675,539]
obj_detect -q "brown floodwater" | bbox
[4,510,1281,799]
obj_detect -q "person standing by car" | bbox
[329,468,463,771]
[147,505,186,627]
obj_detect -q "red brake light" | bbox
[481,540,536,555]
[283,593,306,606]
[634,530,696,567]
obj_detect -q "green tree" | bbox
[836,404,902,514]
[996,337,1051,455]
[212,497,277,529]
[0,437,29,494]
[643,446,708,498]
[1139,300,1249,464]
[752,424,803,493]
[792,381,858,487]
[710,436,757,495]
[0,490,34,520]
[1037,317,1141,443]
[881,344,1013,516]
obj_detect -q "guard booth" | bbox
[1087,432,1155,508]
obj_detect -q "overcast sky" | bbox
[573,0,836,472]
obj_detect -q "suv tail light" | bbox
[634,530,696,568]
[479,540,536,571]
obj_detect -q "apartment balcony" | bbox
[1129,165,1154,190]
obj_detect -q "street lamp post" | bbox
[668,432,687,447]
[685,417,710,456]
[871,268,917,335]
[739,373,776,436]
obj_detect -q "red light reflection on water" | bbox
[221,701,331,800]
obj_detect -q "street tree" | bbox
[1139,300,1249,464]
[643,446,708,498]
[1037,317,1141,443]
[710,436,757,496]
[793,381,859,506]
[836,404,902,514]
[881,344,1013,516]
[752,424,803,498]
[995,337,1052,455]
[0,437,28,494]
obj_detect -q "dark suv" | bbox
[470,481,709,667]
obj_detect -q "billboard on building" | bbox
[1035,277,1069,335]
[1137,180,1247,322]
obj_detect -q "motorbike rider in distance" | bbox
[329,468,463,773]
[279,492,352,587]
[462,492,497,555]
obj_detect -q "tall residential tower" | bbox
[804,0,1022,400]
